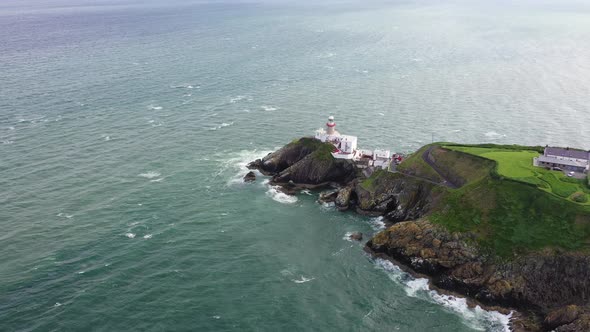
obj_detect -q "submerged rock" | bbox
[243,171,256,182]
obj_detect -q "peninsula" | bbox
[247,117,590,332]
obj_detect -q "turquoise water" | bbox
[1,0,590,330]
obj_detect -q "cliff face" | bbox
[354,171,440,221]
[367,220,590,331]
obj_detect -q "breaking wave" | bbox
[266,186,298,204]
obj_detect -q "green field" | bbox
[446,145,590,205]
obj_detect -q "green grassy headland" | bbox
[392,143,590,257]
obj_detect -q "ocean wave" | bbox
[143,234,153,239]
[148,105,163,110]
[125,233,136,239]
[374,258,511,332]
[138,171,161,179]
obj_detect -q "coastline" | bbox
[246,137,590,332]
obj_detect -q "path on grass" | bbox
[421,146,460,189]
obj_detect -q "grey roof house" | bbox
[533,147,590,173]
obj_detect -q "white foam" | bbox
[374,258,512,332]
[212,315,221,319]
[261,105,278,111]
[143,234,153,239]
[125,233,136,239]
[2,140,14,144]
[54,302,62,307]
[138,171,161,179]
[292,276,315,284]
[368,216,386,231]
[266,186,298,204]
[224,149,272,186]
[320,201,335,212]
[148,105,163,110]
[150,178,163,183]
[301,189,312,195]
[343,232,357,242]
[8,126,15,130]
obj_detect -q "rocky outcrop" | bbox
[367,220,590,331]
[335,184,354,211]
[247,138,320,175]
[248,137,356,186]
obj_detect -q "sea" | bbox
[1,0,589,331]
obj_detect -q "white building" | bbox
[314,116,392,169]
[315,116,358,160]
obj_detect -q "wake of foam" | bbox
[484,131,506,140]
[374,258,511,332]
[209,122,234,131]
[292,276,315,284]
[138,171,161,179]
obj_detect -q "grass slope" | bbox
[398,144,590,256]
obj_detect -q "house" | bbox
[533,146,590,173]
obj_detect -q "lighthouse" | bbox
[326,116,337,135]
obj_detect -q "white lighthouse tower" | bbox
[326,116,337,135]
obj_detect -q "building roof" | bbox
[545,147,589,160]
[537,155,589,168]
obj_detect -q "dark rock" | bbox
[349,232,363,241]
[243,171,256,182]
